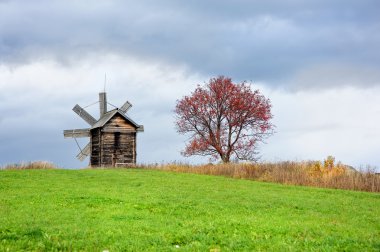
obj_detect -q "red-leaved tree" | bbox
[175,76,274,163]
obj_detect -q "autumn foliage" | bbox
[175,76,273,163]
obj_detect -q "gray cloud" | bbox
[0,54,206,168]
[1,1,380,169]
[1,0,379,88]
[290,63,380,90]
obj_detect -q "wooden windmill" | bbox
[64,92,144,167]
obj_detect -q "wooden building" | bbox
[64,92,144,167]
[90,109,143,166]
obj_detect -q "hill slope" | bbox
[0,169,379,251]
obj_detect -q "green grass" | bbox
[0,169,379,251]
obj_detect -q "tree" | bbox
[175,76,274,163]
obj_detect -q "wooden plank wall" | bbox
[100,132,136,165]
[105,114,136,130]
[90,114,137,167]
[90,128,101,166]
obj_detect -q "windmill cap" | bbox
[91,109,144,132]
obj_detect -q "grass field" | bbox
[0,169,379,251]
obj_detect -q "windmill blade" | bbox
[73,104,97,126]
[63,128,90,138]
[76,142,91,161]
[120,101,132,114]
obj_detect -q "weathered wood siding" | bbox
[90,128,101,166]
[100,132,136,165]
[105,114,136,130]
[90,113,137,167]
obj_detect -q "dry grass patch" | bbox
[1,161,57,170]
[138,157,380,193]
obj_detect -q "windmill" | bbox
[64,92,144,167]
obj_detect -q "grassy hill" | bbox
[0,169,379,251]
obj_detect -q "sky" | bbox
[0,0,379,169]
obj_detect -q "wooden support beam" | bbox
[73,104,97,126]
[136,125,144,132]
[63,129,90,138]
[101,128,136,133]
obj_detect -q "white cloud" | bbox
[1,55,379,169]
[259,85,380,168]
[0,53,206,168]
[1,0,380,169]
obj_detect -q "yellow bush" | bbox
[324,155,335,169]
[309,161,323,177]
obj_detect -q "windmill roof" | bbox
[91,109,143,131]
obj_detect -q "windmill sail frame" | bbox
[63,92,144,166]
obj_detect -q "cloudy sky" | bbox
[0,0,379,169]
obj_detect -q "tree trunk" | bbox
[221,154,230,163]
